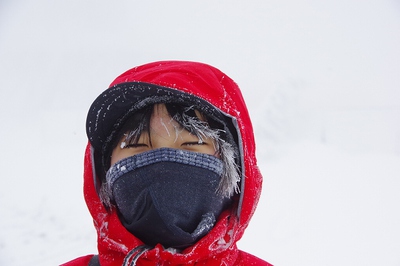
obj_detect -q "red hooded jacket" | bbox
[62,61,271,266]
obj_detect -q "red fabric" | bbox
[64,61,271,265]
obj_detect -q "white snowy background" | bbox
[1,0,399,265]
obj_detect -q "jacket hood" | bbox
[83,60,263,265]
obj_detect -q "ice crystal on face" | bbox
[123,125,145,148]
[160,117,172,137]
[120,141,126,149]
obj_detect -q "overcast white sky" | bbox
[1,1,400,265]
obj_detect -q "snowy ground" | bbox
[1,1,400,265]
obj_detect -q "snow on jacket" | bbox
[62,61,272,266]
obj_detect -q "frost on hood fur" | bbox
[82,61,265,265]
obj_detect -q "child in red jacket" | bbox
[62,61,271,266]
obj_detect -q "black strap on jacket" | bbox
[88,255,100,266]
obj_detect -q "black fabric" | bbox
[109,148,231,249]
[88,255,100,266]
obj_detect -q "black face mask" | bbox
[106,148,231,249]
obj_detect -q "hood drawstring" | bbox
[122,245,151,266]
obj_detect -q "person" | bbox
[62,61,272,266]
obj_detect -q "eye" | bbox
[182,141,206,146]
[121,141,148,149]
